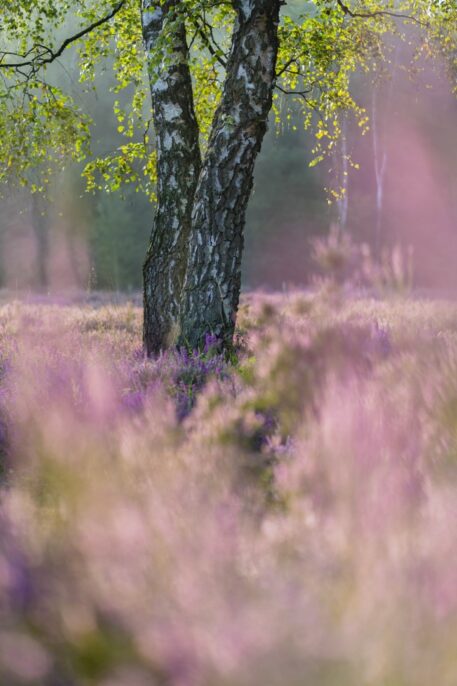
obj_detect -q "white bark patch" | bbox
[143,7,162,24]
[162,102,183,121]
[151,78,168,93]
[163,131,183,150]
[168,259,176,295]
[237,64,255,91]
[143,2,163,25]
[239,0,254,20]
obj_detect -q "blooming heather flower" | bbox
[0,294,455,685]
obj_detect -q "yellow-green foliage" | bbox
[1,0,455,195]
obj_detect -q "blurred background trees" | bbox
[0,1,457,294]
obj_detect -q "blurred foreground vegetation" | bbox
[0,286,457,684]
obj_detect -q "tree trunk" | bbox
[141,0,201,355]
[178,0,281,349]
[32,192,49,290]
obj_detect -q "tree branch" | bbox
[336,0,427,27]
[0,0,127,71]
[197,26,227,68]
[189,14,228,69]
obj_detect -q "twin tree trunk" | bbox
[142,0,280,355]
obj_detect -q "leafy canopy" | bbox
[0,0,455,196]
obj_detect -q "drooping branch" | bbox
[192,16,228,68]
[0,0,127,71]
[336,0,427,27]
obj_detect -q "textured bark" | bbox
[179,0,281,349]
[142,1,201,355]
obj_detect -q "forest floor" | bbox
[0,289,456,685]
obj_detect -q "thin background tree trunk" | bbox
[32,192,49,290]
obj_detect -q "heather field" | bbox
[1,289,457,685]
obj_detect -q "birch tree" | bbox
[0,0,453,353]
